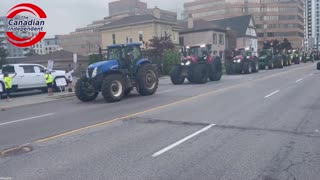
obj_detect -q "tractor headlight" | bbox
[181,62,185,66]
[92,67,98,77]
[234,59,241,63]
[185,61,191,66]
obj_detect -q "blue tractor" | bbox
[75,43,159,102]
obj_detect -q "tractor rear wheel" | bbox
[278,58,284,68]
[75,77,98,102]
[193,64,208,84]
[225,62,233,75]
[124,88,133,96]
[243,61,252,74]
[170,65,185,85]
[101,74,125,102]
[137,64,159,96]
[252,59,259,73]
[268,60,274,70]
[209,58,222,81]
[317,62,320,70]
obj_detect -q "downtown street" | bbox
[0,63,320,180]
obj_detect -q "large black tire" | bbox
[0,82,4,99]
[252,59,259,73]
[268,60,274,70]
[124,88,133,96]
[137,64,159,96]
[192,64,208,84]
[243,61,252,74]
[170,65,185,85]
[209,58,222,81]
[225,62,233,75]
[317,62,320,70]
[75,77,98,102]
[101,74,125,102]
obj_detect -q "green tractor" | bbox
[290,50,300,64]
[258,49,284,70]
[281,50,292,66]
[75,43,159,103]
[302,52,315,63]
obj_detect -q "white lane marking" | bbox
[296,78,303,83]
[157,87,193,94]
[0,113,54,126]
[152,124,215,157]
[264,90,280,99]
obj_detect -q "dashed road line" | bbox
[296,78,303,83]
[0,113,54,127]
[264,90,280,99]
[152,124,215,157]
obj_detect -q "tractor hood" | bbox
[233,55,244,60]
[183,55,198,63]
[259,55,267,60]
[89,60,119,70]
[88,60,119,78]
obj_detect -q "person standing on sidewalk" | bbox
[45,71,54,96]
[66,68,74,92]
[4,72,17,102]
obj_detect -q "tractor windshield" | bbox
[188,46,208,58]
[107,47,122,60]
[126,45,142,61]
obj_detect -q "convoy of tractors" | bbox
[75,40,320,103]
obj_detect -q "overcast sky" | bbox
[0,0,189,38]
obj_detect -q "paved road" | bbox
[0,63,319,180]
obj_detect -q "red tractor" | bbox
[225,48,259,74]
[170,44,222,84]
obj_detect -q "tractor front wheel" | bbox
[137,64,159,96]
[268,60,274,70]
[193,64,208,84]
[75,77,98,102]
[243,61,252,74]
[170,65,185,85]
[209,58,222,81]
[252,59,259,73]
[101,74,125,102]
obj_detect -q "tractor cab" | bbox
[184,44,212,63]
[107,43,144,70]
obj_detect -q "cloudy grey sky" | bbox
[0,0,189,38]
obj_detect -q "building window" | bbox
[213,33,217,44]
[129,38,133,43]
[126,37,129,43]
[112,33,116,44]
[218,34,224,45]
[139,31,143,42]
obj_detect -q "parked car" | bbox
[0,64,67,98]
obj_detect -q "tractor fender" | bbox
[136,59,151,66]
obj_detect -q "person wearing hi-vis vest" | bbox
[45,70,54,96]
[4,72,17,102]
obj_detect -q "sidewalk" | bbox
[0,92,75,110]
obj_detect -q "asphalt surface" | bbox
[0,63,319,180]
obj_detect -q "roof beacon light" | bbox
[200,44,206,48]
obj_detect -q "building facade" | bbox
[100,8,180,48]
[109,0,147,17]
[183,0,304,49]
[43,37,62,54]
[305,0,320,50]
